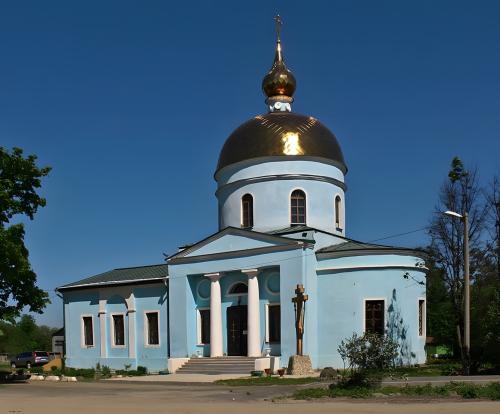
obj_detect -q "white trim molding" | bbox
[418,297,426,338]
[110,312,126,348]
[144,310,161,348]
[80,314,95,348]
[265,302,280,343]
[362,298,386,334]
[289,187,308,226]
[196,307,210,345]
[226,280,248,297]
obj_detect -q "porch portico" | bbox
[167,227,313,363]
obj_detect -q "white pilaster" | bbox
[207,273,223,357]
[128,309,136,359]
[125,293,136,360]
[98,298,107,358]
[243,269,261,357]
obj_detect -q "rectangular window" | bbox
[268,305,281,342]
[199,309,210,344]
[82,316,94,346]
[146,312,159,346]
[365,300,384,335]
[112,314,125,346]
[418,299,425,336]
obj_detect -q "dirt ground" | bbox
[1,381,500,414]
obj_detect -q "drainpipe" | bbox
[164,278,170,359]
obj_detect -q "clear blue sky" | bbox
[1,1,499,327]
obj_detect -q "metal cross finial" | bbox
[274,14,282,42]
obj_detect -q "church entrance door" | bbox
[227,305,247,356]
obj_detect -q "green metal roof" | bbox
[266,225,314,235]
[57,264,168,291]
[317,239,426,259]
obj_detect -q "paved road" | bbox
[1,380,500,414]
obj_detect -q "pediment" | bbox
[169,227,301,260]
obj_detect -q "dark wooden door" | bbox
[227,305,247,356]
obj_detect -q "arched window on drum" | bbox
[335,195,342,230]
[290,190,306,225]
[241,194,254,228]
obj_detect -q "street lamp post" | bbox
[444,210,470,375]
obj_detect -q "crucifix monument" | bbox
[287,283,314,375]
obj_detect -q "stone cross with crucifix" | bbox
[292,283,308,356]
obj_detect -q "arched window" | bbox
[290,190,306,225]
[241,194,253,228]
[229,282,248,295]
[335,195,342,229]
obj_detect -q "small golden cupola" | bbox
[262,15,296,112]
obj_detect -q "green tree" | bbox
[429,157,488,372]
[425,248,455,349]
[0,315,57,354]
[0,147,51,321]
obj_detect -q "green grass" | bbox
[291,382,500,401]
[215,376,321,386]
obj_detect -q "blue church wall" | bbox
[63,283,168,371]
[216,159,345,185]
[316,254,426,368]
[63,290,101,369]
[133,285,169,371]
[217,178,345,234]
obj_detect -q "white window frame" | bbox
[144,310,160,348]
[265,302,280,343]
[362,298,386,334]
[110,312,126,348]
[334,194,343,230]
[80,314,95,348]
[226,281,248,297]
[240,192,254,228]
[418,297,426,337]
[196,307,210,345]
[289,188,308,226]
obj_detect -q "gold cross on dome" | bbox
[274,14,282,42]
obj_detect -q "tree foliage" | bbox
[427,157,500,369]
[0,314,57,355]
[0,146,51,321]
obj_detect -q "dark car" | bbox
[10,351,50,369]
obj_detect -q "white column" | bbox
[207,273,223,357]
[243,269,261,357]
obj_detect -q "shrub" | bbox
[101,365,111,378]
[338,332,399,373]
[337,332,399,386]
[137,366,147,375]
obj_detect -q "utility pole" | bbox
[496,202,500,279]
[463,212,470,375]
[444,209,471,375]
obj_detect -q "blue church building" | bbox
[57,30,427,373]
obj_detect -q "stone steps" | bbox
[176,357,257,375]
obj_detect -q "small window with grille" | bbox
[365,300,384,335]
[290,190,306,225]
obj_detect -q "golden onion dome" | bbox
[216,112,347,174]
[215,16,346,176]
[262,40,296,100]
